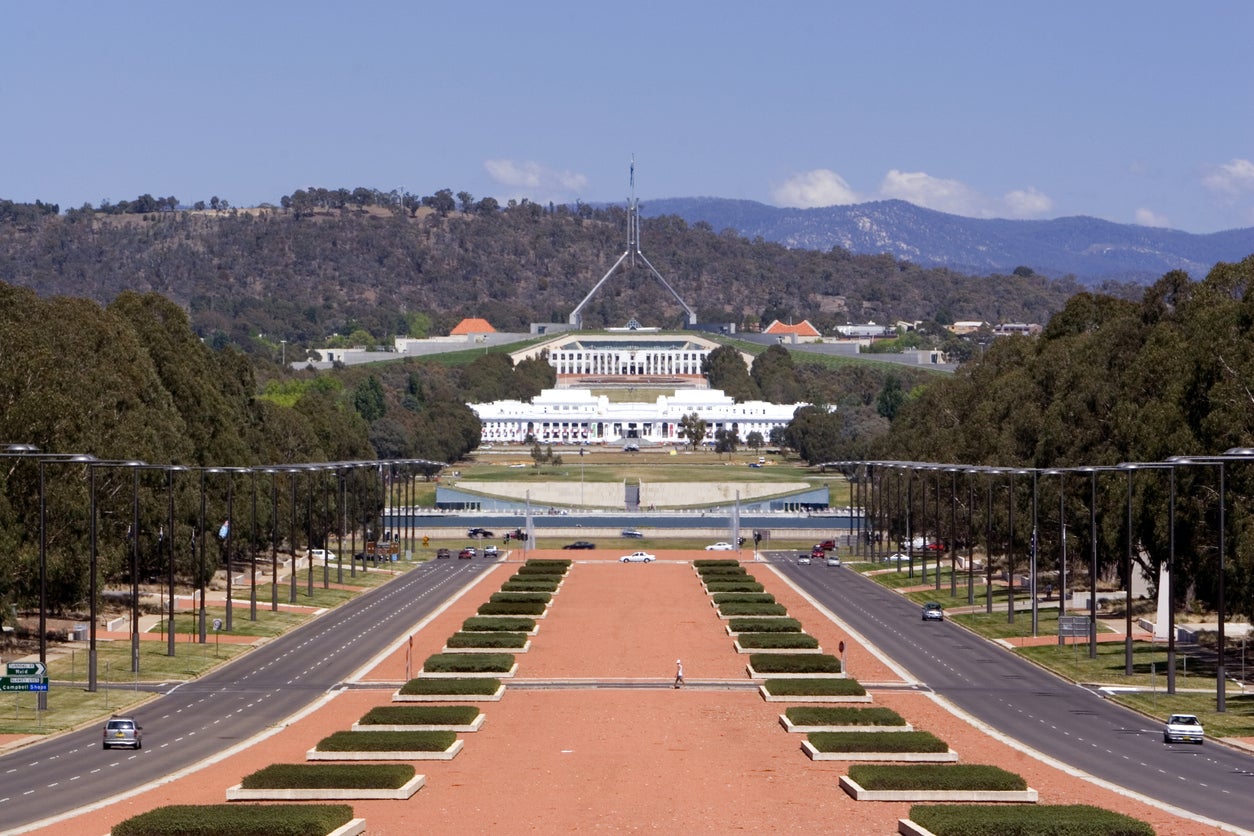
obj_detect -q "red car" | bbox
[810,545,825,559]
[458,547,475,559]
[819,539,837,551]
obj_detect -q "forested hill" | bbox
[0,198,1093,353]
[640,197,1254,284]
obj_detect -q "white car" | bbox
[482,545,499,557]
[620,551,656,563]
[1164,713,1204,744]
[826,555,842,567]
[705,542,734,551]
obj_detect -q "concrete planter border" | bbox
[778,715,913,733]
[758,685,871,703]
[746,665,844,679]
[437,645,528,655]
[393,684,505,702]
[226,774,425,800]
[351,714,485,733]
[733,641,821,654]
[419,663,518,679]
[307,739,463,761]
[329,820,367,836]
[802,741,959,762]
[840,775,1037,802]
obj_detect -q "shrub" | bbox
[808,730,947,753]
[694,559,741,568]
[240,763,414,789]
[697,565,747,576]
[711,592,776,605]
[729,617,801,633]
[718,602,787,617]
[849,764,1026,791]
[462,617,535,632]
[423,653,514,673]
[749,653,840,673]
[500,580,559,592]
[763,678,865,696]
[399,677,502,695]
[785,706,906,727]
[518,559,570,574]
[704,582,765,593]
[908,804,1154,836]
[112,804,353,836]
[446,631,528,648]
[316,730,456,752]
[526,558,571,568]
[477,601,547,616]
[359,705,480,726]
[489,591,551,604]
[736,633,818,649]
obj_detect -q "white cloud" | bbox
[879,169,983,216]
[1134,207,1171,227]
[483,159,588,199]
[1201,158,1254,196]
[771,169,861,208]
[1002,187,1054,219]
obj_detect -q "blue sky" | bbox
[3,1,1252,232]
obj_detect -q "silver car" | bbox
[103,716,143,749]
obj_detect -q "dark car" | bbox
[563,541,596,550]
[436,548,451,559]
[103,716,142,750]
[458,547,475,559]
[467,527,494,538]
[621,529,644,538]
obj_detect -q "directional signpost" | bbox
[1,661,49,692]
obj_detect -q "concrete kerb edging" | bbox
[839,774,1039,802]
[11,562,503,836]
[765,561,1250,836]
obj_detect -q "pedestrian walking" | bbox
[674,658,684,689]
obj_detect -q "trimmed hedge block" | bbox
[315,730,457,752]
[850,764,1026,792]
[748,653,841,674]
[718,602,787,617]
[445,631,529,649]
[906,804,1153,835]
[398,677,503,696]
[703,581,763,593]
[357,705,481,728]
[461,617,537,633]
[112,804,355,836]
[241,763,414,790]
[711,592,776,605]
[735,632,818,649]
[422,653,516,673]
[808,730,948,753]
[477,601,547,616]
[728,617,802,634]
[781,706,908,733]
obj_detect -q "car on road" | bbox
[811,545,825,559]
[621,528,644,538]
[797,553,811,565]
[467,527,494,538]
[623,442,640,452]
[458,547,476,559]
[620,551,656,563]
[563,541,596,550]
[921,602,944,621]
[705,542,734,551]
[482,545,499,557]
[825,555,842,567]
[749,462,762,468]
[818,540,837,551]
[103,716,142,750]
[1164,713,1204,744]
[436,548,451,559]
[887,552,911,565]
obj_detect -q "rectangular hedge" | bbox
[711,592,776,605]
[908,804,1154,836]
[423,652,515,673]
[400,677,502,695]
[240,763,414,789]
[359,705,480,726]
[850,764,1026,791]
[488,591,552,604]
[786,706,906,727]
[694,559,741,568]
[749,653,841,674]
[477,601,547,616]
[737,632,818,649]
[729,617,801,633]
[808,730,948,753]
[462,616,536,632]
[697,566,748,576]
[764,678,866,696]
[518,560,570,574]
[446,631,528,648]
[718,602,788,616]
[316,730,457,752]
[704,581,765,593]
[500,580,559,592]
[111,804,354,836]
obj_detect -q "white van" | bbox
[308,549,336,562]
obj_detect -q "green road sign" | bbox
[0,676,48,692]
[5,661,47,677]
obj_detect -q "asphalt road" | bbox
[767,553,1254,833]
[0,559,487,834]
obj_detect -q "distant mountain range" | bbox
[638,197,1254,284]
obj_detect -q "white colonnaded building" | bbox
[470,387,802,446]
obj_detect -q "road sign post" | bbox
[2,662,49,692]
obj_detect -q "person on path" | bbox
[674,658,684,689]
